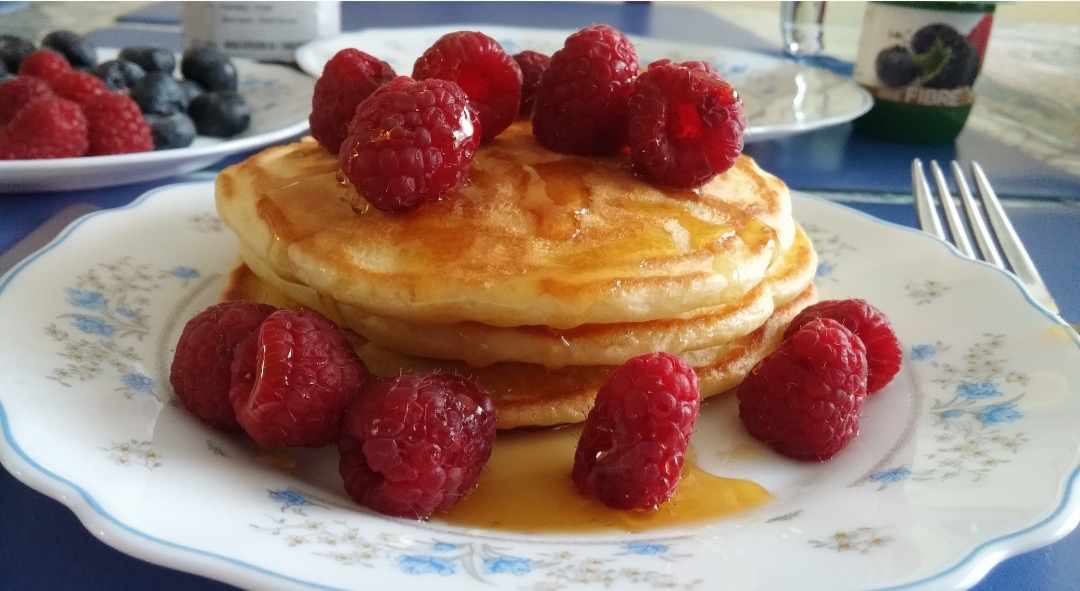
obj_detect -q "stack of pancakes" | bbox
[216,122,817,429]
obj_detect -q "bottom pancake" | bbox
[223,263,817,429]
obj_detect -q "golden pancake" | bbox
[222,264,816,429]
[216,122,795,329]
[237,224,815,368]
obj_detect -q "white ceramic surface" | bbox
[0,182,1078,590]
[0,50,313,193]
[296,25,873,144]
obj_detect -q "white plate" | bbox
[1,182,1078,590]
[0,49,313,193]
[296,25,873,143]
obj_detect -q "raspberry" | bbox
[339,372,496,519]
[532,24,639,155]
[0,75,54,125]
[785,299,902,395]
[413,31,521,142]
[169,302,276,431]
[82,92,154,155]
[339,76,481,212]
[627,60,746,189]
[513,50,550,118]
[51,70,108,105]
[0,97,87,160]
[572,352,700,510]
[738,318,868,461]
[17,50,71,85]
[230,308,367,448]
[309,48,396,153]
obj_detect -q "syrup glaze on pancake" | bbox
[222,264,816,429]
[237,224,816,368]
[216,122,795,329]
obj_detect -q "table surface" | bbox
[1,2,1078,590]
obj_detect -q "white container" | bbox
[182,1,341,62]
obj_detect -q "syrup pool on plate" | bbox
[440,426,771,533]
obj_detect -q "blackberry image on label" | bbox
[910,23,979,89]
[875,46,918,88]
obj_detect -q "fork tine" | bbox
[971,162,1047,287]
[930,161,975,258]
[951,161,1004,267]
[912,159,945,240]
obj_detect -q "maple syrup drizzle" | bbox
[441,427,771,533]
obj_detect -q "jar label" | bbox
[853,3,993,107]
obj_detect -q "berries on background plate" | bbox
[413,31,521,142]
[0,75,54,125]
[93,59,146,91]
[572,352,700,510]
[146,112,196,150]
[189,91,251,137]
[513,50,549,118]
[230,308,367,448]
[177,78,203,103]
[118,46,176,74]
[130,71,189,115]
[41,30,97,69]
[0,35,36,73]
[784,298,902,396]
[738,318,868,461]
[51,70,107,105]
[83,92,154,155]
[627,60,746,189]
[309,48,396,153]
[532,24,639,155]
[339,76,481,212]
[0,96,87,160]
[339,372,496,519]
[18,49,71,85]
[170,302,277,431]
[181,46,238,92]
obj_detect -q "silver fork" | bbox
[912,159,1059,314]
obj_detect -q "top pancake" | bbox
[216,122,795,329]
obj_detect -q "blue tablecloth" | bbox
[2,2,1078,590]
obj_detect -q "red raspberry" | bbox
[339,372,496,519]
[309,48,396,153]
[572,352,700,510]
[50,70,108,105]
[738,318,868,462]
[0,76,54,125]
[513,50,550,118]
[532,24,639,155]
[82,92,154,155]
[0,97,87,160]
[627,60,746,189]
[169,302,276,431]
[17,50,71,85]
[413,31,521,142]
[785,299,902,395]
[339,76,481,212]
[230,308,368,448]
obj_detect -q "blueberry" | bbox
[146,112,197,150]
[41,30,97,69]
[130,72,188,115]
[181,47,238,92]
[0,35,35,72]
[93,59,146,91]
[911,24,965,54]
[910,23,978,89]
[189,91,250,137]
[875,46,918,88]
[178,79,204,103]
[118,46,176,74]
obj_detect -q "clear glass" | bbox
[780,1,827,57]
